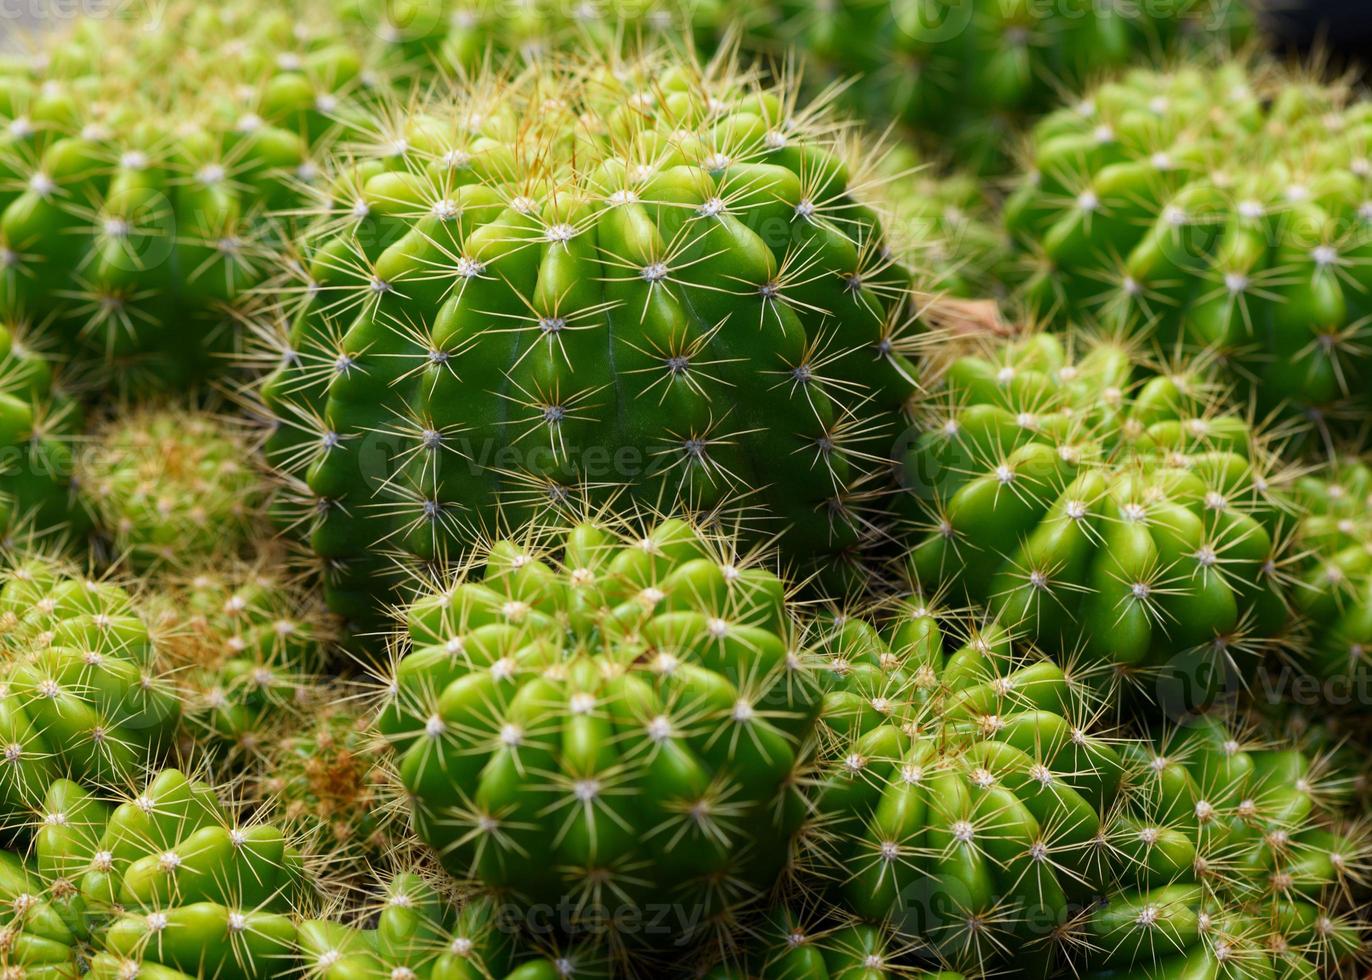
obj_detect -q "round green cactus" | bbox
[804,600,1366,976]
[1005,64,1372,426]
[0,768,308,980]
[0,2,367,393]
[0,559,180,819]
[374,516,821,952]
[898,331,1287,710]
[259,48,920,629]
[81,409,265,570]
[0,316,87,548]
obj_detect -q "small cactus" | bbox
[373,516,821,955]
[81,409,265,570]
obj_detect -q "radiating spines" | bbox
[254,45,923,628]
[2,766,314,980]
[146,550,336,770]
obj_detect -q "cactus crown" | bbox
[259,46,921,626]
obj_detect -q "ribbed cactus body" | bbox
[299,872,610,979]
[262,52,918,628]
[773,0,1252,173]
[1005,66,1372,424]
[899,333,1284,708]
[150,558,332,766]
[374,517,821,950]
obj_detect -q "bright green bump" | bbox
[0,559,179,818]
[1006,63,1372,423]
[899,331,1286,708]
[81,410,265,570]
[259,48,919,630]
[374,516,821,952]
[1279,456,1372,706]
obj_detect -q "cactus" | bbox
[259,48,920,629]
[1269,455,1372,713]
[804,599,1366,976]
[373,516,822,955]
[0,768,308,980]
[0,3,366,393]
[81,409,266,570]
[256,690,402,873]
[0,317,87,547]
[898,331,1287,710]
[297,869,612,979]
[771,0,1253,174]
[148,553,334,769]
[0,558,180,818]
[1004,64,1372,427]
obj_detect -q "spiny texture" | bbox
[0,317,87,544]
[373,517,821,955]
[0,768,308,979]
[0,2,366,392]
[899,332,1286,710]
[772,0,1253,173]
[702,904,961,979]
[0,559,179,818]
[257,692,401,874]
[148,557,333,769]
[804,602,1366,976]
[298,871,611,979]
[260,50,919,630]
[1005,65,1372,426]
[1274,455,1372,710]
[81,409,265,570]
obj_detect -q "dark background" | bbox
[1265,1,1372,71]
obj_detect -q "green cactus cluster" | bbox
[0,767,309,979]
[261,49,922,629]
[0,558,180,818]
[803,599,1367,977]
[772,0,1254,173]
[0,4,1371,980]
[81,409,265,570]
[255,691,401,873]
[0,1,371,393]
[897,331,1288,710]
[1005,64,1372,427]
